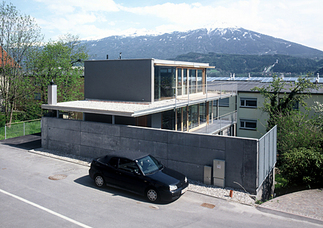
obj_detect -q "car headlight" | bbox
[185,177,187,183]
[169,185,177,191]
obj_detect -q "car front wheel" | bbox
[94,175,105,187]
[146,188,158,202]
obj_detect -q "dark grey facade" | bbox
[84,59,153,102]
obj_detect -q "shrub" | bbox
[280,147,323,187]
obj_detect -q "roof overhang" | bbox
[153,59,215,69]
[41,94,233,118]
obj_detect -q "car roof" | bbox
[105,150,149,161]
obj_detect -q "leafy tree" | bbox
[0,1,43,124]
[253,75,323,188]
[252,75,319,129]
[26,34,88,116]
[274,110,323,155]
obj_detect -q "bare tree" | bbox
[0,1,43,125]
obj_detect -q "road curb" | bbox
[28,149,91,167]
[257,205,323,225]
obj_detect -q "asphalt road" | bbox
[0,138,321,228]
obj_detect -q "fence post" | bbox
[23,122,25,136]
[5,125,6,140]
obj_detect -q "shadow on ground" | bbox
[0,133,41,150]
[74,175,174,205]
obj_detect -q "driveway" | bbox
[0,137,321,227]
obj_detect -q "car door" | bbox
[101,157,120,186]
[116,158,148,194]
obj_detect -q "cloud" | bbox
[36,0,120,12]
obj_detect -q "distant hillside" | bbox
[173,52,323,77]
[84,27,323,60]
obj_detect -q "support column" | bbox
[175,109,177,131]
[206,102,210,124]
[181,108,183,131]
[186,106,189,132]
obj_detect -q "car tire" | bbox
[94,175,105,187]
[146,188,158,202]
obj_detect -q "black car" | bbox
[89,152,188,202]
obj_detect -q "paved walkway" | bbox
[258,189,323,224]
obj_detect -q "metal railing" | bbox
[155,82,238,108]
[190,111,237,134]
[0,119,41,140]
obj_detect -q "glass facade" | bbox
[154,65,206,101]
[155,64,225,133]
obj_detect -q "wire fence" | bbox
[0,119,41,140]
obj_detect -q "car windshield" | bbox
[137,155,163,175]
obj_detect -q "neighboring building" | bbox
[0,46,16,68]
[210,76,323,139]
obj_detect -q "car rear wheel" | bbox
[146,188,158,202]
[94,175,105,187]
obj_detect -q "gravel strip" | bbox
[188,180,255,205]
[29,148,255,206]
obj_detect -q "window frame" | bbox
[240,97,257,108]
[240,119,257,130]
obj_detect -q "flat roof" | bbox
[42,93,233,117]
[85,58,215,69]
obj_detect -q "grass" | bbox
[0,120,41,140]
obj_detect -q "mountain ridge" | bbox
[83,27,323,60]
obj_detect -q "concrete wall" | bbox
[84,59,153,102]
[42,117,259,194]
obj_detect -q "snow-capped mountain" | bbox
[84,27,323,60]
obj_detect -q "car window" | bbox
[119,158,139,173]
[137,155,163,175]
[109,157,119,168]
[98,155,110,165]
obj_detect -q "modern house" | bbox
[41,59,277,200]
[43,59,238,136]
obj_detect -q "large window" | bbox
[197,70,203,93]
[240,119,257,130]
[240,98,257,108]
[189,69,196,94]
[183,69,187,95]
[177,68,182,96]
[161,110,175,130]
[154,66,176,101]
[214,97,230,107]
[189,105,199,129]
[199,103,206,124]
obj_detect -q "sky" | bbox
[7,0,323,51]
